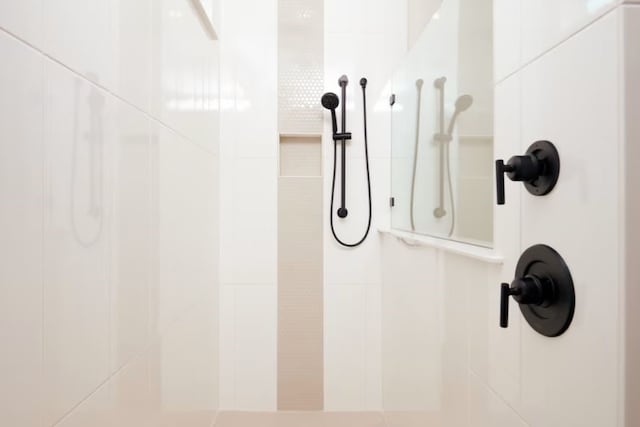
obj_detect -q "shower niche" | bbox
[390,0,494,247]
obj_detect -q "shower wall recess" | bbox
[277,0,325,411]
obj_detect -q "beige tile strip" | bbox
[277,168,324,410]
[214,412,388,427]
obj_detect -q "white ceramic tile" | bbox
[111,101,152,371]
[220,158,277,285]
[218,285,236,410]
[219,0,277,159]
[519,11,620,426]
[466,260,490,377]
[324,284,366,410]
[622,6,640,427]
[521,0,618,65]
[44,0,115,90]
[379,236,440,412]
[381,243,441,411]
[149,302,218,425]
[220,286,276,411]
[325,0,365,35]
[0,0,42,47]
[61,352,150,427]
[488,74,522,409]
[439,355,469,427]
[494,0,521,81]
[0,32,44,427]
[372,157,392,232]
[322,135,382,240]
[233,285,277,410]
[380,235,438,284]
[364,283,382,410]
[440,253,473,367]
[323,149,382,282]
[468,371,528,427]
[151,0,219,149]
[154,126,218,333]
[109,354,152,427]
[154,127,192,333]
[55,381,111,427]
[43,60,113,424]
[112,0,153,111]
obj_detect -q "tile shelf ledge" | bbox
[377,228,504,264]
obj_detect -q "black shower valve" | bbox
[500,244,575,337]
[495,140,560,205]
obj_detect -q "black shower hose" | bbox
[329,81,372,248]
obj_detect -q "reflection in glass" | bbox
[391,0,493,247]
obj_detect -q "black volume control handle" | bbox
[495,140,560,206]
[495,160,513,205]
[500,283,511,328]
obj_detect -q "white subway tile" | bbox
[0,31,44,427]
[519,10,619,426]
[43,61,112,424]
[0,0,42,47]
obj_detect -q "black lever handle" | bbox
[500,283,511,328]
[495,141,560,206]
[495,160,513,205]
[501,276,548,328]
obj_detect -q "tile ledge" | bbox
[378,228,504,264]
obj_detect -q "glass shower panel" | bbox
[391,0,494,247]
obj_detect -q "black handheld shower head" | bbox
[339,75,349,87]
[322,92,340,135]
[322,92,339,110]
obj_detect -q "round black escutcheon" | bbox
[515,244,575,337]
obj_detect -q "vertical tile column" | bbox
[277,0,325,410]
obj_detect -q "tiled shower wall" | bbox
[0,0,220,425]
[322,0,408,411]
[218,0,408,411]
[380,2,640,426]
[277,0,325,411]
[218,0,279,410]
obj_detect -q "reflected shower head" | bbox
[434,76,447,89]
[446,94,474,136]
[416,78,424,89]
[455,94,474,112]
[321,92,340,110]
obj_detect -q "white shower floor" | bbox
[213,412,434,427]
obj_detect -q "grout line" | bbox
[210,411,221,427]
[40,44,46,427]
[467,368,531,426]
[0,25,219,158]
[51,297,211,426]
[495,6,620,85]
[517,56,524,416]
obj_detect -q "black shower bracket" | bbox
[333,132,352,142]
